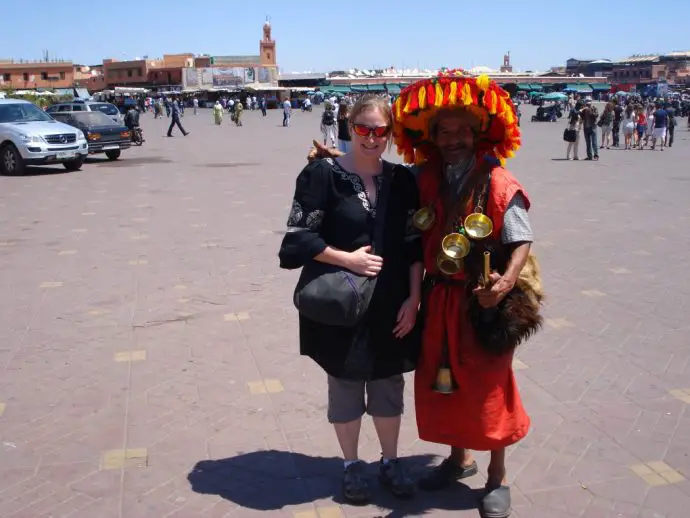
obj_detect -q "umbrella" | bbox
[543,92,567,101]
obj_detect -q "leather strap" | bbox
[370,161,394,255]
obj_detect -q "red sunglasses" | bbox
[352,123,390,138]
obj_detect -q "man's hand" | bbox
[307,140,345,163]
[472,272,515,308]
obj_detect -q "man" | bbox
[580,98,599,160]
[308,73,541,518]
[167,96,189,137]
[664,102,676,148]
[650,102,668,151]
[124,105,141,142]
[282,97,292,127]
[124,105,140,132]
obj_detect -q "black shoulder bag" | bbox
[293,161,394,327]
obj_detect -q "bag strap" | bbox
[370,161,394,255]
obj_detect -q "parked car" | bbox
[46,101,123,124]
[0,99,88,175]
[51,111,131,160]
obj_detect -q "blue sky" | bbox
[4,0,689,73]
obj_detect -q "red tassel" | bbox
[427,83,435,105]
[409,88,419,111]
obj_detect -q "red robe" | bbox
[414,159,531,451]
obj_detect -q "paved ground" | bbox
[1,104,690,518]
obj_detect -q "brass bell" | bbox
[433,367,457,394]
[464,213,493,240]
[412,206,435,231]
[441,232,471,260]
[437,253,463,276]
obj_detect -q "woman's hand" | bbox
[393,295,420,339]
[345,245,383,276]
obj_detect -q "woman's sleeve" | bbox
[278,161,330,270]
[397,166,423,265]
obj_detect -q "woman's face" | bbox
[350,108,390,159]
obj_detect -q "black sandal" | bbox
[418,458,478,491]
[480,484,511,518]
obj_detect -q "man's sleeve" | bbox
[501,192,533,244]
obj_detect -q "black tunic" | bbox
[279,158,423,380]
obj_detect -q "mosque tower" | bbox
[260,18,276,66]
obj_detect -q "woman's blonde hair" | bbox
[348,94,393,129]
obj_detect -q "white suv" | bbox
[0,99,89,174]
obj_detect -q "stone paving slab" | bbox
[1,106,689,517]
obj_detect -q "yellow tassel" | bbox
[394,98,402,119]
[462,83,472,105]
[434,82,443,107]
[449,81,458,105]
[418,85,427,109]
[403,93,412,113]
[504,109,515,125]
[477,74,490,91]
[506,149,515,158]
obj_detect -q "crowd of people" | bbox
[564,96,682,159]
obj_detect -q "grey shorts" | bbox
[327,374,405,423]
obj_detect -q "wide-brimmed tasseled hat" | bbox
[391,69,521,165]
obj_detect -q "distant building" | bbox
[0,59,74,90]
[565,58,613,78]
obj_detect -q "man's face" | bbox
[433,111,477,164]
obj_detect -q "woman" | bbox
[635,104,647,149]
[598,102,614,149]
[279,95,423,505]
[213,100,223,125]
[233,101,243,126]
[622,105,636,150]
[321,104,337,147]
[566,101,582,160]
[337,102,351,153]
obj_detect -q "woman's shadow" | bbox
[187,449,484,517]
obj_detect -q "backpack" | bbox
[322,110,335,126]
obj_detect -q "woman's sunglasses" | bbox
[352,123,390,138]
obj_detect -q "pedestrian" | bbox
[193,97,199,115]
[282,97,292,127]
[581,99,599,160]
[167,96,189,137]
[337,102,351,153]
[650,102,668,151]
[598,102,614,149]
[566,101,582,160]
[279,94,423,505]
[213,100,223,125]
[621,105,636,150]
[321,105,337,147]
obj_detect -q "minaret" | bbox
[260,18,276,66]
[500,52,513,73]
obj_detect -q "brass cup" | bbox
[441,232,471,260]
[437,253,463,276]
[412,207,435,231]
[433,367,456,394]
[464,213,494,240]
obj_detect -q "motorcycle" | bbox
[131,127,144,146]
[302,104,312,112]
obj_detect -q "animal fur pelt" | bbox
[464,241,544,356]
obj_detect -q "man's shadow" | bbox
[187,449,484,517]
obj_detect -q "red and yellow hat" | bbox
[392,69,521,165]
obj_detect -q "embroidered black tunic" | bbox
[279,158,423,380]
